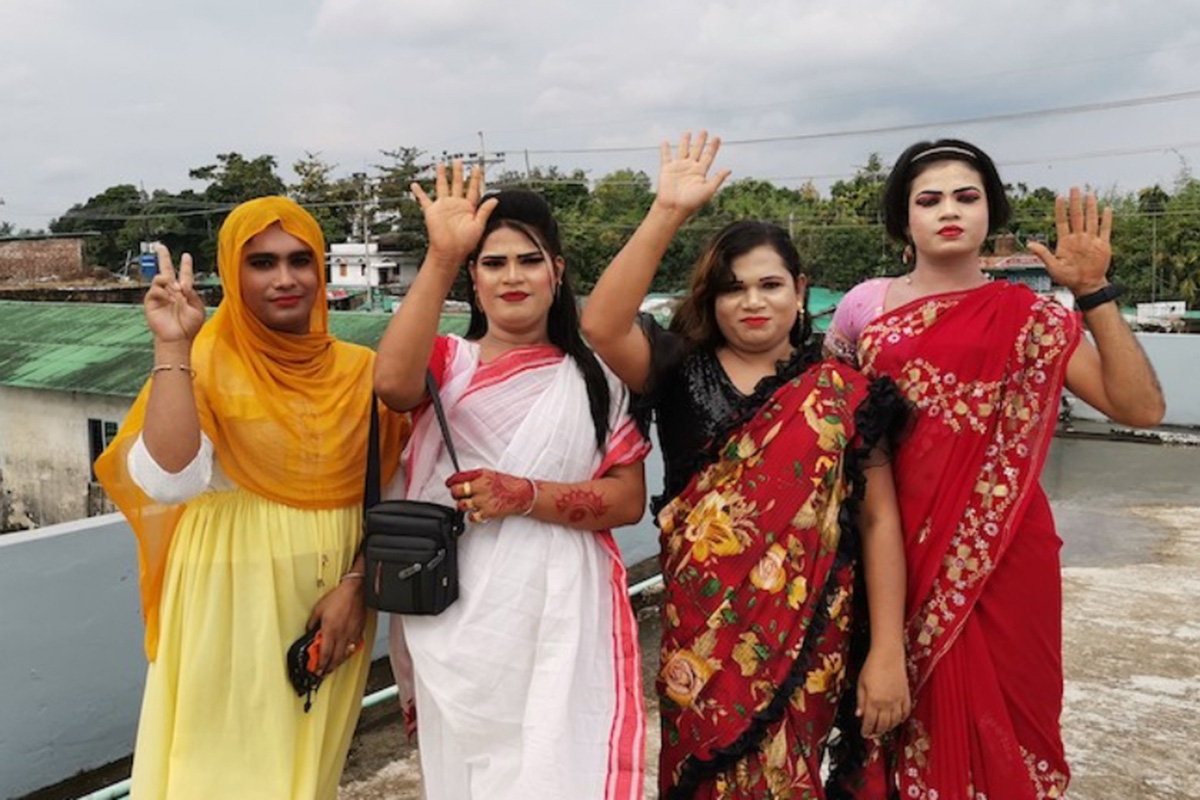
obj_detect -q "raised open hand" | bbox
[143,244,205,343]
[654,130,732,216]
[1027,188,1113,296]
[411,159,500,269]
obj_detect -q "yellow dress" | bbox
[129,489,374,800]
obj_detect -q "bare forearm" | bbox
[142,339,201,473]
[861,522,907,652]
[452,464,646,531]
[527,475,645,531]
[1081,303,1165,426]
[582,202,689,345]
[859,462,906,652]
[375,256,458,411]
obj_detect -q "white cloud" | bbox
[2,0,1200,226]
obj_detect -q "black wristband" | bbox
[1074,282,1124,311]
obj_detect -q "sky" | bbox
[3,0,1200,230]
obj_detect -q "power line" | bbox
[519,88,1200,155]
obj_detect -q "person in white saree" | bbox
[374,162,650,800]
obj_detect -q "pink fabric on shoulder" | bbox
[824,278,891,363]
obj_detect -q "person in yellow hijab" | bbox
[95,196,408,799]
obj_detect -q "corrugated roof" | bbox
[0,301,469,398]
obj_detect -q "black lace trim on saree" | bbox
[638,340,823,517]
[666,374,909,800]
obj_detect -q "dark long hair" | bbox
[464,189,611,451]
[669,220,814,356]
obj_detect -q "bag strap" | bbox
[366,370,460,509]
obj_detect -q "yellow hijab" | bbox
[96,196,408,660]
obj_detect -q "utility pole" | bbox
[361,177,374,312]
[1151,212,1158,303]
[443,132,506,179]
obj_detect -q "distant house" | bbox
[0,301,405,532]
[327,242,419,291]
[981,233,1075,309]
[0,235,88,283]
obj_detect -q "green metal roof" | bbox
[0,288,858,399]
[0,301,470,398]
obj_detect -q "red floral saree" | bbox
[657,360,894,799]
[853,281,1081,799]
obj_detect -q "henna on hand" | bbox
[490,473,535,516]
[553,487,610,523]
[447,468,534,519]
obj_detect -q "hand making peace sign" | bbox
[143,244,206,343]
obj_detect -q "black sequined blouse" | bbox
[636,314,797,514]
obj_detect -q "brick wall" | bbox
[0,239,86,281]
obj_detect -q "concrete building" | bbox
[0,235,88,282]
[327,242,419,290]
[981,234,1076,309]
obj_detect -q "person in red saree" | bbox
[826,139,1166,799]
[584,132,912,799]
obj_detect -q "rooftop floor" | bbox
[26,432,1199,799]
[337,434,1200,799]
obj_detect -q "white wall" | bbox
[1069,332,1200,427]
[0,515,145,798]
[0,510,656,797]
[0,514,397,798]
[0,387,132,529]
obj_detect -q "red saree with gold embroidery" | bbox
[656,360,891,800]
[853,281,1081,799]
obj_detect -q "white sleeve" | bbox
[127,432,215,504]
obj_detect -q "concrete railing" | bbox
[0,502,662,798]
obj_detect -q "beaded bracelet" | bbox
[522,479,539,516]
[150,364,196,378]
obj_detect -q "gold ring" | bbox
[470,509,487,524]
[464,497,476,511]
[462,480,472,497]
[347,642,357,654]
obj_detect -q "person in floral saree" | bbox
[583,132,911,799]
[826,139,1165,799]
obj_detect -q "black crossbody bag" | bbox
[362,372,465,615]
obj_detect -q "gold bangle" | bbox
[150,364,196,378]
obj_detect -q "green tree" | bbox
[799,156,895,289]
[829,153,888,222]
[49,183,147,269]
[493,166,591,214]
[567,169,655,290]
[290,152,362,246]
[189,152,286,204]
[1006,184,1057,247]
[1161,177,1200,305]
[372,147,433,251]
